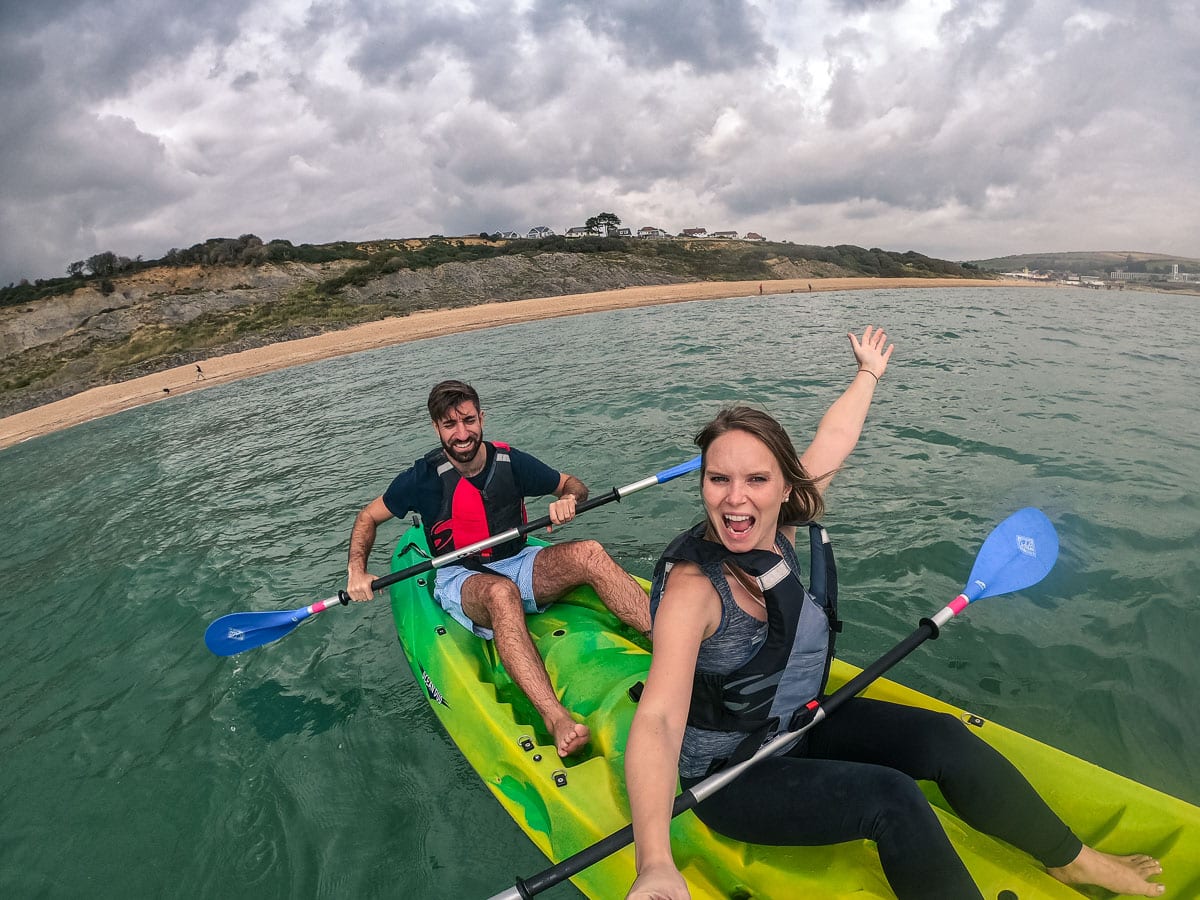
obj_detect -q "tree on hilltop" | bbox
[85,251,118,277]
[585,212,621,235]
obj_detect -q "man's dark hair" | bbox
[427,380,481,421]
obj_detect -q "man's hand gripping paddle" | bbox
[204,456,702,656]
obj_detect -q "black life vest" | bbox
[650,521,841,751]
[424,441,528,561]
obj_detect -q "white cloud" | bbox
[2,0,1197,285]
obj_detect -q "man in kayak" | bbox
[345,379,650,758]
[625,327,1166,899]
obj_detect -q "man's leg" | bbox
[459,572,589,758]
[532,540,651,634]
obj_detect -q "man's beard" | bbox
[443,435,481,464]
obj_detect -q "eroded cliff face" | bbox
[0,252,698,417]
[0,262,353,358]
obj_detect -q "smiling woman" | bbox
[624,325,1171,900]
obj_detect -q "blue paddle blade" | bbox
[962,507,1059,603]
[204,608,311,656]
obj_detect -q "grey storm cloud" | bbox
[2,0,1198,286]
[530,0,775,73]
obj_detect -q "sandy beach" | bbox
[0,277,1030,449]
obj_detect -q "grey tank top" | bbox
[677,533,817,779]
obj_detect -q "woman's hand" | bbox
[848,324,894,380]
[627,862,690,899]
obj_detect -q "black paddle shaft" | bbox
[340,487,627,602]
[497,618,941,899]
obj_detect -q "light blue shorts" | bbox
[432,544,545,640]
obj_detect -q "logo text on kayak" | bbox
[420,664,449,707]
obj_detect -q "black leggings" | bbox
[680,698,1082,900]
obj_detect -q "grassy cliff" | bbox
[1,235,988,417]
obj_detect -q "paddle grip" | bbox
[517,487,622,536]
[363,489,625,599]
[507,785,701,899]
[513,823,634,898]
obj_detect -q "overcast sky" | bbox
[2,0,1197,285]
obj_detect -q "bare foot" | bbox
[548,715,591,757]
[1048,846,1164,897]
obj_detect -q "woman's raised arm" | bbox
[800,325,894,496]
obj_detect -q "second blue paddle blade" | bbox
[204,608,308,656]
[964,508,1059,602]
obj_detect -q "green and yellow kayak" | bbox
[389,527,1200,898]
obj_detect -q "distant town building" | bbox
[512,220,777,245]
[1110,265,1200,283]
[1002,268,1053,281]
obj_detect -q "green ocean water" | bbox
[1,286,1197,899]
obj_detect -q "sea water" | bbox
[1,286,1197,898]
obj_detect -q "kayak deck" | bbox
[389,528,1200,899]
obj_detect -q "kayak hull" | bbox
[389,528,1200,898]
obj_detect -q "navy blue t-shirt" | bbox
[381,442,561,526]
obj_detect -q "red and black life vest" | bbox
[424,441,528,561]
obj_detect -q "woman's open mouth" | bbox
[723,514,755,535]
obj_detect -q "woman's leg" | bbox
[684,753,982,900]
[807,698,1081,867]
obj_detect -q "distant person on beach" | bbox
[624,327,1167,899]
[345,379,650,758]
[195,365,206,381]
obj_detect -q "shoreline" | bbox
[0,277,1031,449]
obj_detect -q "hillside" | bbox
[967,250,1200,278]
[1,235,986,418]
